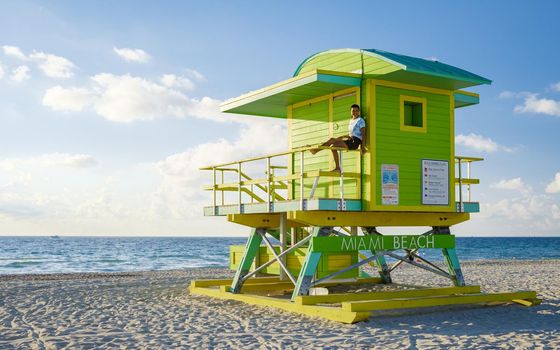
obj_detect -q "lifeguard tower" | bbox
[190,49,539,323]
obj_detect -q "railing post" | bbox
[267,157,271,212]
[220,169,224,205]
[457,158,463,212]
[213,167,217,215]
[300,150,305,210]
[339,150,345,210]
[238,162,242,214]
[467,161,472,202]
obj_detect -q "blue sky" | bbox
[0,1,559,236]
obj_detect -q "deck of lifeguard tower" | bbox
[190,48,540,323]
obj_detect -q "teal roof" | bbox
[294,48,492,89]
[362,49,492,86]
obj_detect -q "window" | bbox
[400,95,427,132]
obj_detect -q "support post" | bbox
[362,227,392,283]
[436,226,465,286]
[279,213,287,280]
[230,228,263,293]
[291,226,331,301]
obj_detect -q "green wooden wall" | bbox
[290,90,361,200]
[374,84,452,208]
[291,99,331,198]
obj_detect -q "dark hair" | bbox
[350,104,360,110]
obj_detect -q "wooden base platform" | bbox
[189,277,541,324]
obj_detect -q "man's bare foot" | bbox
[328,168,341,173]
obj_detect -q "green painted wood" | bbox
[291,227,325,301]
[294,49,491,89]
[312,235,455,252]
[230,228,263,293]
[442,247,465,286]
[375,85,451,208]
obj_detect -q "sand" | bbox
[0,260,558,349]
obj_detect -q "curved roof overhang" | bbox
[220,70,361,118]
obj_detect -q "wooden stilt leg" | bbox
[230,228,264,293]
[291,226,330,301]
[442,247,465,286]
[362,227,392,283]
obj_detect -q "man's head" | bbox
[350,104,360,118]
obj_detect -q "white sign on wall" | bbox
[381,164,399,205]
[422,159,449,205]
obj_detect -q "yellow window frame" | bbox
[400,95,427,133]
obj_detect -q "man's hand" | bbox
[360,146,367,155]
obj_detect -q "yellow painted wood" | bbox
[287,211,470,227]
[190,286,370,323]
[455,178,480,184]
[372,79,453,97]
[221,282,295,293]
[512,298,542,307]
[455,156,484,163]
[191,276,281,288]
[454,89,480,98]
[399,95,428,133]
[306,170,361,179]
[342,291,539,312]
[296,286,481,305]
[227,214,283,228]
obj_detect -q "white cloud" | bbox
[151,120,287,219]
[546,172,560,194]
[2,45,28,60]
[455,133,513,153]
[42,86,96,112]
[0,153,98,170]
[491,177,532,194]
[514,94,560,117]
[42,73,227,123]
[161,74,194,90]
[0,62,4,79]
[30,51,76,78]
[10,65,31,82]
[551,82,560,92]
[113,47,151,63]
[184,68,206,82]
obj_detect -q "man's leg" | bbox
[309,137,343,155]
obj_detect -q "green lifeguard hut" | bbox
[190,49,539,323]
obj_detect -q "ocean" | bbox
[0,236,558,275]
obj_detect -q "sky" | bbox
[0,1,559,237]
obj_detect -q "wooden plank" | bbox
[190,286,370,324]
[191,277,281,288]
[342,291,539,312]
[296,286,481,305]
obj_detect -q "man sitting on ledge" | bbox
[309,104,367,172]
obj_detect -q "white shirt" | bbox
[348,117,365,140]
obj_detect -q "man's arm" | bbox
[360,127,367,154]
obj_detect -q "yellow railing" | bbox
[455,156,483,212]
[200,146,362,213]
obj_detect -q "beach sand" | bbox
[0,259,558,349]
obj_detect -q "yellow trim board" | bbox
[287,211,470,227]
[190,286,370,324]
[400,95,427,133]
[296,285,481,305]
[342,291,539,312]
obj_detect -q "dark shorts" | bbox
[344,136,362,150]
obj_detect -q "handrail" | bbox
[199,145,355,170]
[201,145,362,213]
[455,155,483,212]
